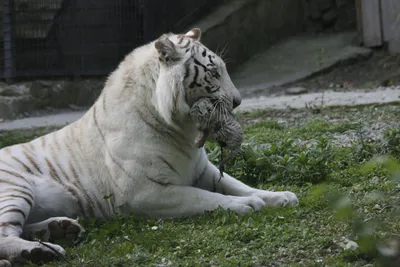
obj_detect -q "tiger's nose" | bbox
[233,98,242,109]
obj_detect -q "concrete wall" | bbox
[192,0,356,73]
[197,0,305,73]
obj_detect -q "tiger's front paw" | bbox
[24,217,85,245]
[252,190,299,207]
[0,236,66,266]
[222,195,266,214]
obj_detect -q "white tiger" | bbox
[0,28,298,266]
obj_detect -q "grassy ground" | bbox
[3,104,400,267]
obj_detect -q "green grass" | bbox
[2,104,400,267]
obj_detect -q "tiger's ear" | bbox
[185,28,201,41]
[155,36,180,63]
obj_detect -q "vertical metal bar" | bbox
[3,0,15,78]
[142,0,155,42]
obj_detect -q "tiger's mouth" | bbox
[190,97,243,150]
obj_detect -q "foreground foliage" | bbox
[2,104,400,267]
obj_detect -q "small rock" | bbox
[285,87,308,95]
[338,237,358,251]
[38,80,53,87]
[30,81,52,99]
[0,84,30,96]
[373,204,381,210]
[370,176,380,185]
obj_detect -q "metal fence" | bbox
[1,0,222,79]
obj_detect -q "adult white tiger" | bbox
[0,28,298,266]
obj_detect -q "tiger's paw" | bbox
[23,217,85,244]
[251,190,299,207]
[0,236,66,266]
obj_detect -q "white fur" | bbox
[153,65,188,126]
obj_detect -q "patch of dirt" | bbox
[281,49,400,93]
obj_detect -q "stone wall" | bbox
[302,0,357,33]
[0,78,104,119]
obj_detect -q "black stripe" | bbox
[0,195,33,208]
[135,110,191,158]
[0,204,19,213]
[0,179,30,192]
[0,172,32,195]
[23,151,43,174]
[189,66,202,89]
[0,208,26,220]
[158,156,178,175]
[91,106,127,218]
[41,137,46,149]
[65,139,97,218]
[211,175,217,193]
[208,85,220,93]
[193,58,208,72]
[0,169,28,182]
[0,221,23,228]
[0,188,34,201]
[202,48,207,57]
[26,143,35,151]
[208,55,215,65]
[46,158,63,183]
[47,148,87,216]
[11,156,33,174]
[193,65,199,81]
[184,65,191,80]
[0,159,14,169]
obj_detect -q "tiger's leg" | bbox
[22,217,85,244]
[195,161,299,207]
[128,180,267,219]
[0,170,66,265]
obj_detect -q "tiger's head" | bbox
[153,28,241,127]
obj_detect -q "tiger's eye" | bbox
[212,69,220,79]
